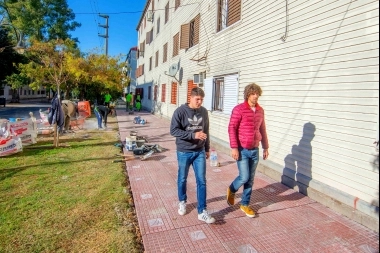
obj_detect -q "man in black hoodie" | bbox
[170,87,216,224]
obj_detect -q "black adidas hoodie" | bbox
[170,104,210,153]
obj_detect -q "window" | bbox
[148,86,152,100]
[144,15,146,28]
[41,90,45,95]
[149,57,153,71]
[165,2,169,24]
[155,51,159,67]
[146,28,154,44]
[161,84,166,102]
[142,64,145,75]
[173,33,179,57]
[180,14,200,49]
[203,74,239,114]
[213,77,225,111]
[139,41,145,57]
[157,17,160,34]
[217,0,241,32]
[163,43,168,62]
[171,82,178,105]
[154,85,158,101]
[187,80,197,104]
[175,0,180,10]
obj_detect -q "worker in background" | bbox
[94,103,110,130]
[104,91,112,107]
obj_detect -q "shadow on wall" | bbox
[281,122,316,196]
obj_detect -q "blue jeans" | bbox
[230,148,259,206]
[94,110,102,128]
[177,151,207,214]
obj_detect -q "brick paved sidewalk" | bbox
[116,109,379,253]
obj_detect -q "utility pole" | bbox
[98,14,109,56]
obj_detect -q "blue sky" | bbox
[67,0,146,58]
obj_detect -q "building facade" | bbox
[135,0,379,231]
[125,46,138,94]
[0,85,48,101]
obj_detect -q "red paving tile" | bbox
[116,109,379,253]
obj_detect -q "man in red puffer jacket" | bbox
[227,83,269,218]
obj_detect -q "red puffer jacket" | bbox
[228,101,269,150]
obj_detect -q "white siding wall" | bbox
[136,0,379,210]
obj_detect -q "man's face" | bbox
[189,95,204,109]
[248,93,259,106]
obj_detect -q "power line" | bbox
[73,2,201,15]
[89,0,103,49]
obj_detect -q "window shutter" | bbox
[155,51,159,67]
[194,14,200,45]
[187,80,196,104]
[217,0,223,32]
[223,74,239,115]
[171,82,178,104]
[161,84,166,102]
[146,31,150,44]
[203,78,213,111]
[227,0,241,26]
[165,2,169,24]
[154,86,158,101]
[180,23,190,49]
[173,33,179,56]
[175,0,180,10]
[163,43,168,62]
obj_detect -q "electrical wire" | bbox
[280,0,289,42]
[73,2,201,15]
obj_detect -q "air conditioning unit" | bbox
[146,11,154,22]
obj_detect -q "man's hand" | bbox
[231,148,239,160]
[205,152,210,159]
[195,131,207,140]
[263,149,269,160]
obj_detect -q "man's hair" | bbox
[244,83,262,100]
[191,87,205,98]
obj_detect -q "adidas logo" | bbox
[188,115,203,126]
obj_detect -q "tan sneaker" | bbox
[240,205,256,218]
[227,187,235,206]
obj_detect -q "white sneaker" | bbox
[178,201,186,216]
[198,210,216,224]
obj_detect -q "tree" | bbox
[13,38,76,147]
[11,39,126,146]
[0,28,26,82]
[0,0,80,41]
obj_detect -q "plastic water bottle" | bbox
[210,150,218,167]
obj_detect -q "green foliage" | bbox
[5,72,29,89]
[0,0,80,41]
[11,39,127,100]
